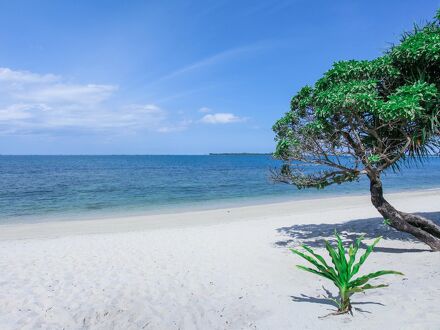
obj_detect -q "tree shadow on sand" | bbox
[275,212,440,253]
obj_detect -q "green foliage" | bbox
[291,233,403,314]
[368,154,381,163]
[273,9,440,189]
[391,21,440,78]
[380,81,438,121]
[383,218,391,226]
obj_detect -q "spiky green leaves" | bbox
[291,232,403,313]
[380,81,438,121]
[391,23,440,74]
[315,57,400,91]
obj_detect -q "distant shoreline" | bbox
[209,153,273,156]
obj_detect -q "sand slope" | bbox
[0,190,439,329]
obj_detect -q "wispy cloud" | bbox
[152,40,276,84]
[200,112,246,124]
[128,39,284,104]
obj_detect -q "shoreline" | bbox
[4,186,440,226]
[1,188,439,241]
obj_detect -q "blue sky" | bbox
[0,0,438,154]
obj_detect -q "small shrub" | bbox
[291,232,403,315]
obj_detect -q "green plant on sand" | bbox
[291,232,403,316]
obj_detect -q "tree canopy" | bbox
[273,10,440,189]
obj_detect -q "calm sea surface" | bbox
[0,155,439,224]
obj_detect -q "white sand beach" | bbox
[0,190,439,330]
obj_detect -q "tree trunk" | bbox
[368,173,440,251]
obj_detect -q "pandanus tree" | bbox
[273,10,440,251]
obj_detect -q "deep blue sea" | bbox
[0,155,439,224]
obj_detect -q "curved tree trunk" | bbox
[368,173,440,251]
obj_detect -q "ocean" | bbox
[0,155,439,224]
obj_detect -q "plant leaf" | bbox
[349,270,404,288]
[301,245,339,279]
[349,283,388,294]
[351,236,382,278]
[335,232,348,282]
[295,265,336,283]
[291,249,338,283]
[325,240,343,278]
[348,235,364,272]
[301,245,331,268]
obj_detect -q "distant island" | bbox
[209,153,273,156]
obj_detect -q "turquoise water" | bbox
[0,155,439,224]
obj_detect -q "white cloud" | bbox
[0,67,118,107]
[200,112,246,124]
[15,83,118,105]
[198,107,212,113]
[0,102,170,134]
[0,67,59,83]
[0,67,190,135]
